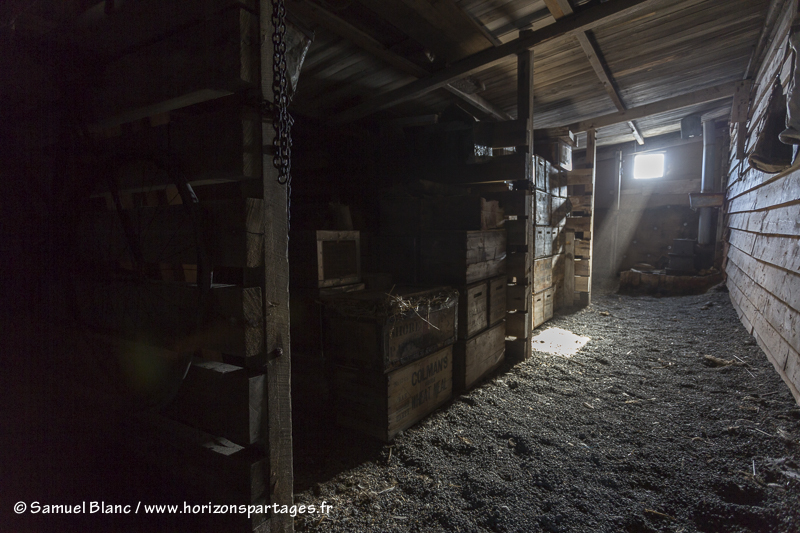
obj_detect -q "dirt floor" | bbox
[292,286,800,533]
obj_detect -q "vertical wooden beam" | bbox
[517,37,534,356]
[584,128,597,307]
[259,2,293,532]
[611,149,622,275]
[564,231,575,308]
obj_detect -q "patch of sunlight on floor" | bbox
[530,327,590,358]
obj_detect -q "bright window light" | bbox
[633,153,665,179]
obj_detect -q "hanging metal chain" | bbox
[271,0,292,186]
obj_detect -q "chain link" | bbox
[271,0,292,186]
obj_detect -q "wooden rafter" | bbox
[567,82,738,133]
[287,0,510,120]
[546,0,644,145]
[333,0,660,122]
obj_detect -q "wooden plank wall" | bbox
[725,0,800,405]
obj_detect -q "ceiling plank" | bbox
[567,81,738,132]
[334,0,661,122]
[288,0,510,120]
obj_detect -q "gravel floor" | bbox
[292,286,800,533]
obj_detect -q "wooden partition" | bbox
[725,0,800,404]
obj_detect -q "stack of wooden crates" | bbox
[289,230,364,415]
[416,196,507,393]
[323,286,459,441]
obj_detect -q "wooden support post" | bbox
[611,150,622,275]
[564,230,575,308]
[259,3,293,531]
[516,38,534,357]
[583,128,597,307]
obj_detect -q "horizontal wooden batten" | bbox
[163,360,264,447]
[76,282,263,358]
[93,8,259,128]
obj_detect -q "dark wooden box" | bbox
[487,275,507,326]
[290,282,365,356]
[506,311,529,339]
[422,196,502,230]
[323,286,458,373]
[506,283,529,312]
[333,346,453,442]
[459,280,488,339]
[380,196,422,234]
[534,257,553,293]
[419,230,506,285]
[290,230,361,288]
[453,321,505,391]
[535,191,551,226]
[378,233,419,284]
[534,155,548,192]
[506,251,530,284]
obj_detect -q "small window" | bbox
[633,153,665,179]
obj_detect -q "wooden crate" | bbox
[551,195,569,225]
[534,155,548,192]
[419,230,506,285]
[290,230,361,288]
[422,196,502,230]
[534,257,553,293]
[544,287,554,321]
[334,346,453,442]
[323,287,458,373]
[163,361,264,446]
[378,233,419,284]
[487,275,507,326]
[505,219,528,246]
[575,258,590,277]
[481,190,531,218]
[453,322,505,391]
[506,283,529,312]
[506,311,529,339]
[506,251,530,284]
[575,238,591,258]
[576,276,590,292]
[380,196,422,234]
[535,191,551,225]
[534,226,547,258]
[533,290,545,328]
[290,282,365,355]
[459,281,488,339]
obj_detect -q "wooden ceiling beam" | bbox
[288,0,510,120]
[334,0,660,122]
[567,81,737,132]
[547,1,645,145]
[574,31,644,145]
[542,0,576,21]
